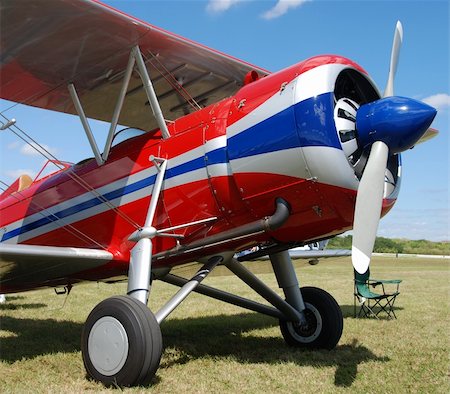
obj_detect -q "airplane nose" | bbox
[356,96,437,153]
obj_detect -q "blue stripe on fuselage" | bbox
[206,147,227,165]
[227,92,341,161]
[2,174,159,242]
[295,93,341,149]
[2,149,227,242]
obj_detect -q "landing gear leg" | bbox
[270,250,306,316]
[270,250,343,349]
[127,237,153,304]
[81,156,168,387]
[81,237,162,387]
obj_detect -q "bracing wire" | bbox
[144,51,202,112]
[0,112,142,230]
[0,44,197,236]
[0,180,107,249]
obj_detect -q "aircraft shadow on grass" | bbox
[160,312,389,388]
[0,302,47,311]
[0,316,83,363]
[1,309,388,388]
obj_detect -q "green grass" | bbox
[1,257,449,393]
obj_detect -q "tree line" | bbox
[328,235,449,255]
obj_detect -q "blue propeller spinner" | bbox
[356,96,436,154]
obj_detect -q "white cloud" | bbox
[20,142,57,157]
[206,0,244,13]
[7,141,20,150]
[379,208,449,242]
[422,93,450,111]
[261,0,311,20]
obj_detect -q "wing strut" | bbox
[68,46,171,166]
[132,47,170,140]
[101,49,137,162]
[68,83,103,166]
[126,156,168,304]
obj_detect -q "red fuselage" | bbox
[0,56,398,292]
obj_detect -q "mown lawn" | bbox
[0,256,448,393]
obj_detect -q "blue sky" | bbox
[0,0,448,241]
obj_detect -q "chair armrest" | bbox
[369,279,402,287]
[368,279,401,296]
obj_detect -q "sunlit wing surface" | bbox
[0,243,112,291]
[288,248,351,259]
[0,0,269,131]
[252,249,351,261]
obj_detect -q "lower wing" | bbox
[0,243,113,293]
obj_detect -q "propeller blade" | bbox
[384,20,403,97]
[414,127,439,145]
[352,20,436,276]
[352,141,389,274]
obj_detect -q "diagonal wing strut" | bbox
[68,45,170,167]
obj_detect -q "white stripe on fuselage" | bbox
[227,64,351,139]
[230,147,310,180]
[293,63,350,103]
[230,146,359,190]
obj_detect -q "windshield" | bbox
[111,127,146,147]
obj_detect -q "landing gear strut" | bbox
[270,250,343,349]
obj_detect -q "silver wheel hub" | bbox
[287,302,322,343]
[88,316,129,376]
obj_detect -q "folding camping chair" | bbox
[354,269,402,319]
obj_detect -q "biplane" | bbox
[0,0,437,387]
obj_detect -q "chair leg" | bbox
[371,296,398,319]
[366,299,380,319]
[357,297,378,319]
[355,293,399,319]
[390,297,397,319]
[383,295,398,319]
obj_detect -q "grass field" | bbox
[1,256,449,393]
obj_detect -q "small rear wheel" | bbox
[81,295,162,387]
[280,286,343,349]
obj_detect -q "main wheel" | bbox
[279,286,343,350]
[81,295,162,387]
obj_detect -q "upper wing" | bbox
[0,243,113,292]
[0,0,269,131]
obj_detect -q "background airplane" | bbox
[0,0,439,387]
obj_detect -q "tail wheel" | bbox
[81,296,162,387]
[279,286,343,350]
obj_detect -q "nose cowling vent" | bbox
[334,98,360,164]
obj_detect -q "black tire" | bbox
[81,295,162,387]
[280,286,343,350]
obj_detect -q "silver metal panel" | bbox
[288,248,351,259]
